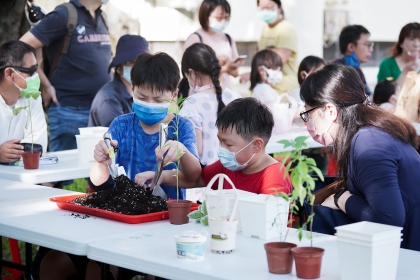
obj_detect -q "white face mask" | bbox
[101,0,109,4]
[209,18,229,33]
[262,65,282,85]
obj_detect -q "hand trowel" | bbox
[151,123,168,200]
[103,132,125,179]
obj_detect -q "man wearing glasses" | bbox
[0,41,47,163]
[331,25,374,96]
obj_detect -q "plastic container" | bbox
[174,231,207,260]
[335,221,403,280]
[238,194,289,240]
[78,126,108,136]
[75,134,103,162]
[50,195,199,224]
[235,190,257,232]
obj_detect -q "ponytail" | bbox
[210,58,225,115]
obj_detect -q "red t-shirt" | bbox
[201,160,292,195]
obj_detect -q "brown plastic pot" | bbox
[167,200,192,225]
[291,247,324,279]
[22,151,41,170]
[264,242,297,274]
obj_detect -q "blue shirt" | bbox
[88,74,133,127]
[346,127,420,251]
[30,0,111,108]
[108,113,199,200]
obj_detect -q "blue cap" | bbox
[109,35,149,72]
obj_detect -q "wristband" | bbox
[334,188,347,209]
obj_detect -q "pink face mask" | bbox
[307,110,334,146]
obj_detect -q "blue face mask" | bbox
[217,140,255,171]
[132,97,171,126]
[344,52,360,69]
[258,10,278,24]
[122,66,132,84]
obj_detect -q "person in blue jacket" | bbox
[299,63,420,252]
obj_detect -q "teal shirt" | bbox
[377,57,401,82]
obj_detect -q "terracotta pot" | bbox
[22,151,41,170]
[264,242,297,274]
[167,200,192,225]
[291,247,324,279]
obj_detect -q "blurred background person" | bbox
[373,79,398,113]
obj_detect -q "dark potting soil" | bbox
[71,175,168,215]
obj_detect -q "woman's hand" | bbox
[134,171,156,187]
[321,194,339,210]
[222,58,245,73]
[239,72,250,84]
[156,140,186,167]
[322,191,352,213]
[93,139,118,165]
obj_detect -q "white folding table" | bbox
[0,150,93,184]
[87,222,420,280]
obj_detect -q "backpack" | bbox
[46,2,109,77]
[178,32,232,98]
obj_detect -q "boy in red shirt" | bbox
[136,97,292,194]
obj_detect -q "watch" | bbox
[334,188,348,209]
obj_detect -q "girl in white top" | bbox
[250,49,283,112]
[180,43,241,202]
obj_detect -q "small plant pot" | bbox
[264,242,297,274]
[291,247,324,279]
[22,151,41,170]
[167,200,192,225]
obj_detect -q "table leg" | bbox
[25,242,33,280]
[100,262,111,280]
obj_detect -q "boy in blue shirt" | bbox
[91,52,201,200]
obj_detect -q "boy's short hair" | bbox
[339,25,370,54]
[0,40,36,82]
[131,52,180,94]
[216,97,274,144]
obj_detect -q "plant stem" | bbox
[176,114,179,203]
[27,99,33,153]
[310,203,314,251]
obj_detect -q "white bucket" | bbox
[208,219,238,254]
[174,231,207,260]
[205,174,239,254]
[75,134,103,162]
[238,194,289,240]
[78,126,108,136]
[335,222,402,280]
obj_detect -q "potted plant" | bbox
[165,97,192,225]
[188,200,209,225]
[278,136,325,279]
[13,88,41,169]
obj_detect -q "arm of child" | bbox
[135,169,206,189]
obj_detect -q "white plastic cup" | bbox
[75,135,103,162]
[208,219,238,254]
[174,231,207,260]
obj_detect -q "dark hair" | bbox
[216,97,274,144]
[373,79,396,105]
[393,22,420,56]
[131,52,180,93]
[198,0,231,31]
[297,56,325,86]
[256,0,282,8]
[181,43,225,114]
[300,64,417,184]
[339,25,370,54]
[0,40,36,81]
[250,49,282,90]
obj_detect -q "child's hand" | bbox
[93,139,118,165]
[156,140,186,167]
[134,171,156,187]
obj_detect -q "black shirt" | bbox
[88,74,133,127]
[31,0,111,108]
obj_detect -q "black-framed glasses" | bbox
[299,106,320,122]
[0,65,38,76]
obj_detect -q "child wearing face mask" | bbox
[179,43,241,202]
[250,49,283,111]
[136,98,293,196]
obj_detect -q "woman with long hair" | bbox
[300,63,420,251]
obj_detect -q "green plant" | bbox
[188,200,209,225]
[278,136,324,247]
[12,89,40,152]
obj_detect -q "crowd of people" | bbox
[1,0,420,279]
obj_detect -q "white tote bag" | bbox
[271,93,298,134]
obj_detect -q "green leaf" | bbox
[297,161,308,177]
[294,136,309,144]
[31,91,41,100]
[311,167,324,182]
[277,139,292,148]
[165,161,175,167]
[297,228,303,241]
[200,215,209,226]
[188,210,204,220]
[12,106,27,115]
[201,200,208,215]
[305,158,316,167]
[306,231,311,239]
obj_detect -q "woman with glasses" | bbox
[300,63,420,252]
[0,40,47,163]
[377,23,420,88]
[183,0,244,90]
[240,0,298,95]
